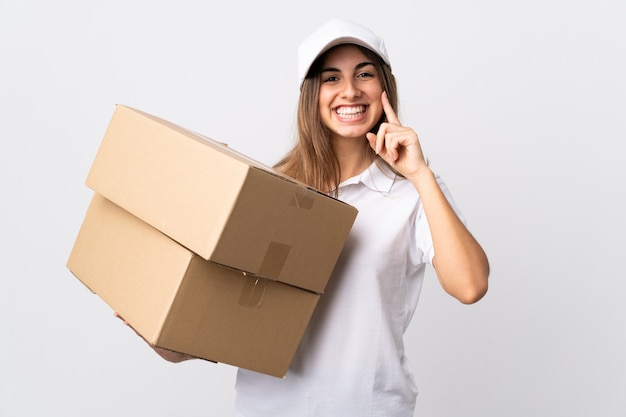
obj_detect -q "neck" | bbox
[332,136,373,183]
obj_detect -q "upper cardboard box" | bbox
[86,105,358,293]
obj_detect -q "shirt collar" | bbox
[338,160,398,193]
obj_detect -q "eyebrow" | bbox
[321,61,375,74]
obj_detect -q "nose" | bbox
[341,79,361,99]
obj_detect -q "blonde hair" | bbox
[274,45,399,195]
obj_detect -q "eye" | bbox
[356,71,374,79]
[322,75,340,83]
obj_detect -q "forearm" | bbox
[409,169,489,304]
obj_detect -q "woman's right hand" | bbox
[114,312,197,363]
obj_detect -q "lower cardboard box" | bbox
[67,193,319,378]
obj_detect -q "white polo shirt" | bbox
[234,161,461,417]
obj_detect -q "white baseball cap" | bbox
[298,18,391,88]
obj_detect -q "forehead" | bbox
[321,44,372,67]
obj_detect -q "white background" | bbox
[1,0,624,416]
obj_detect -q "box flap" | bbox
[213,168,357,293]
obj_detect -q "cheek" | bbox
[318,89,332,110]
[370,103,384,125]
[318,92,335,122]
[367,86,385,120]
[372,103,384,120]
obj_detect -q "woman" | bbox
[233,18,489,417]
[120,18,489,417]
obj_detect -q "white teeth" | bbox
[336,106,365,118]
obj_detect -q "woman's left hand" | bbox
[366,91,429,180]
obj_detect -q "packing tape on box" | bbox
[291,190,315,210]
[238,242,291,308]
[239,275,266,308]
[258,242,291,279]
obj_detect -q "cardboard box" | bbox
[67,194,319,378]
[86,104,357,293]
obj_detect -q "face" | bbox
[318,45,384,141]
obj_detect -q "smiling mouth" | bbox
[335,105,367,119]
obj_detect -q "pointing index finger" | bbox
[381,91,400,125]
